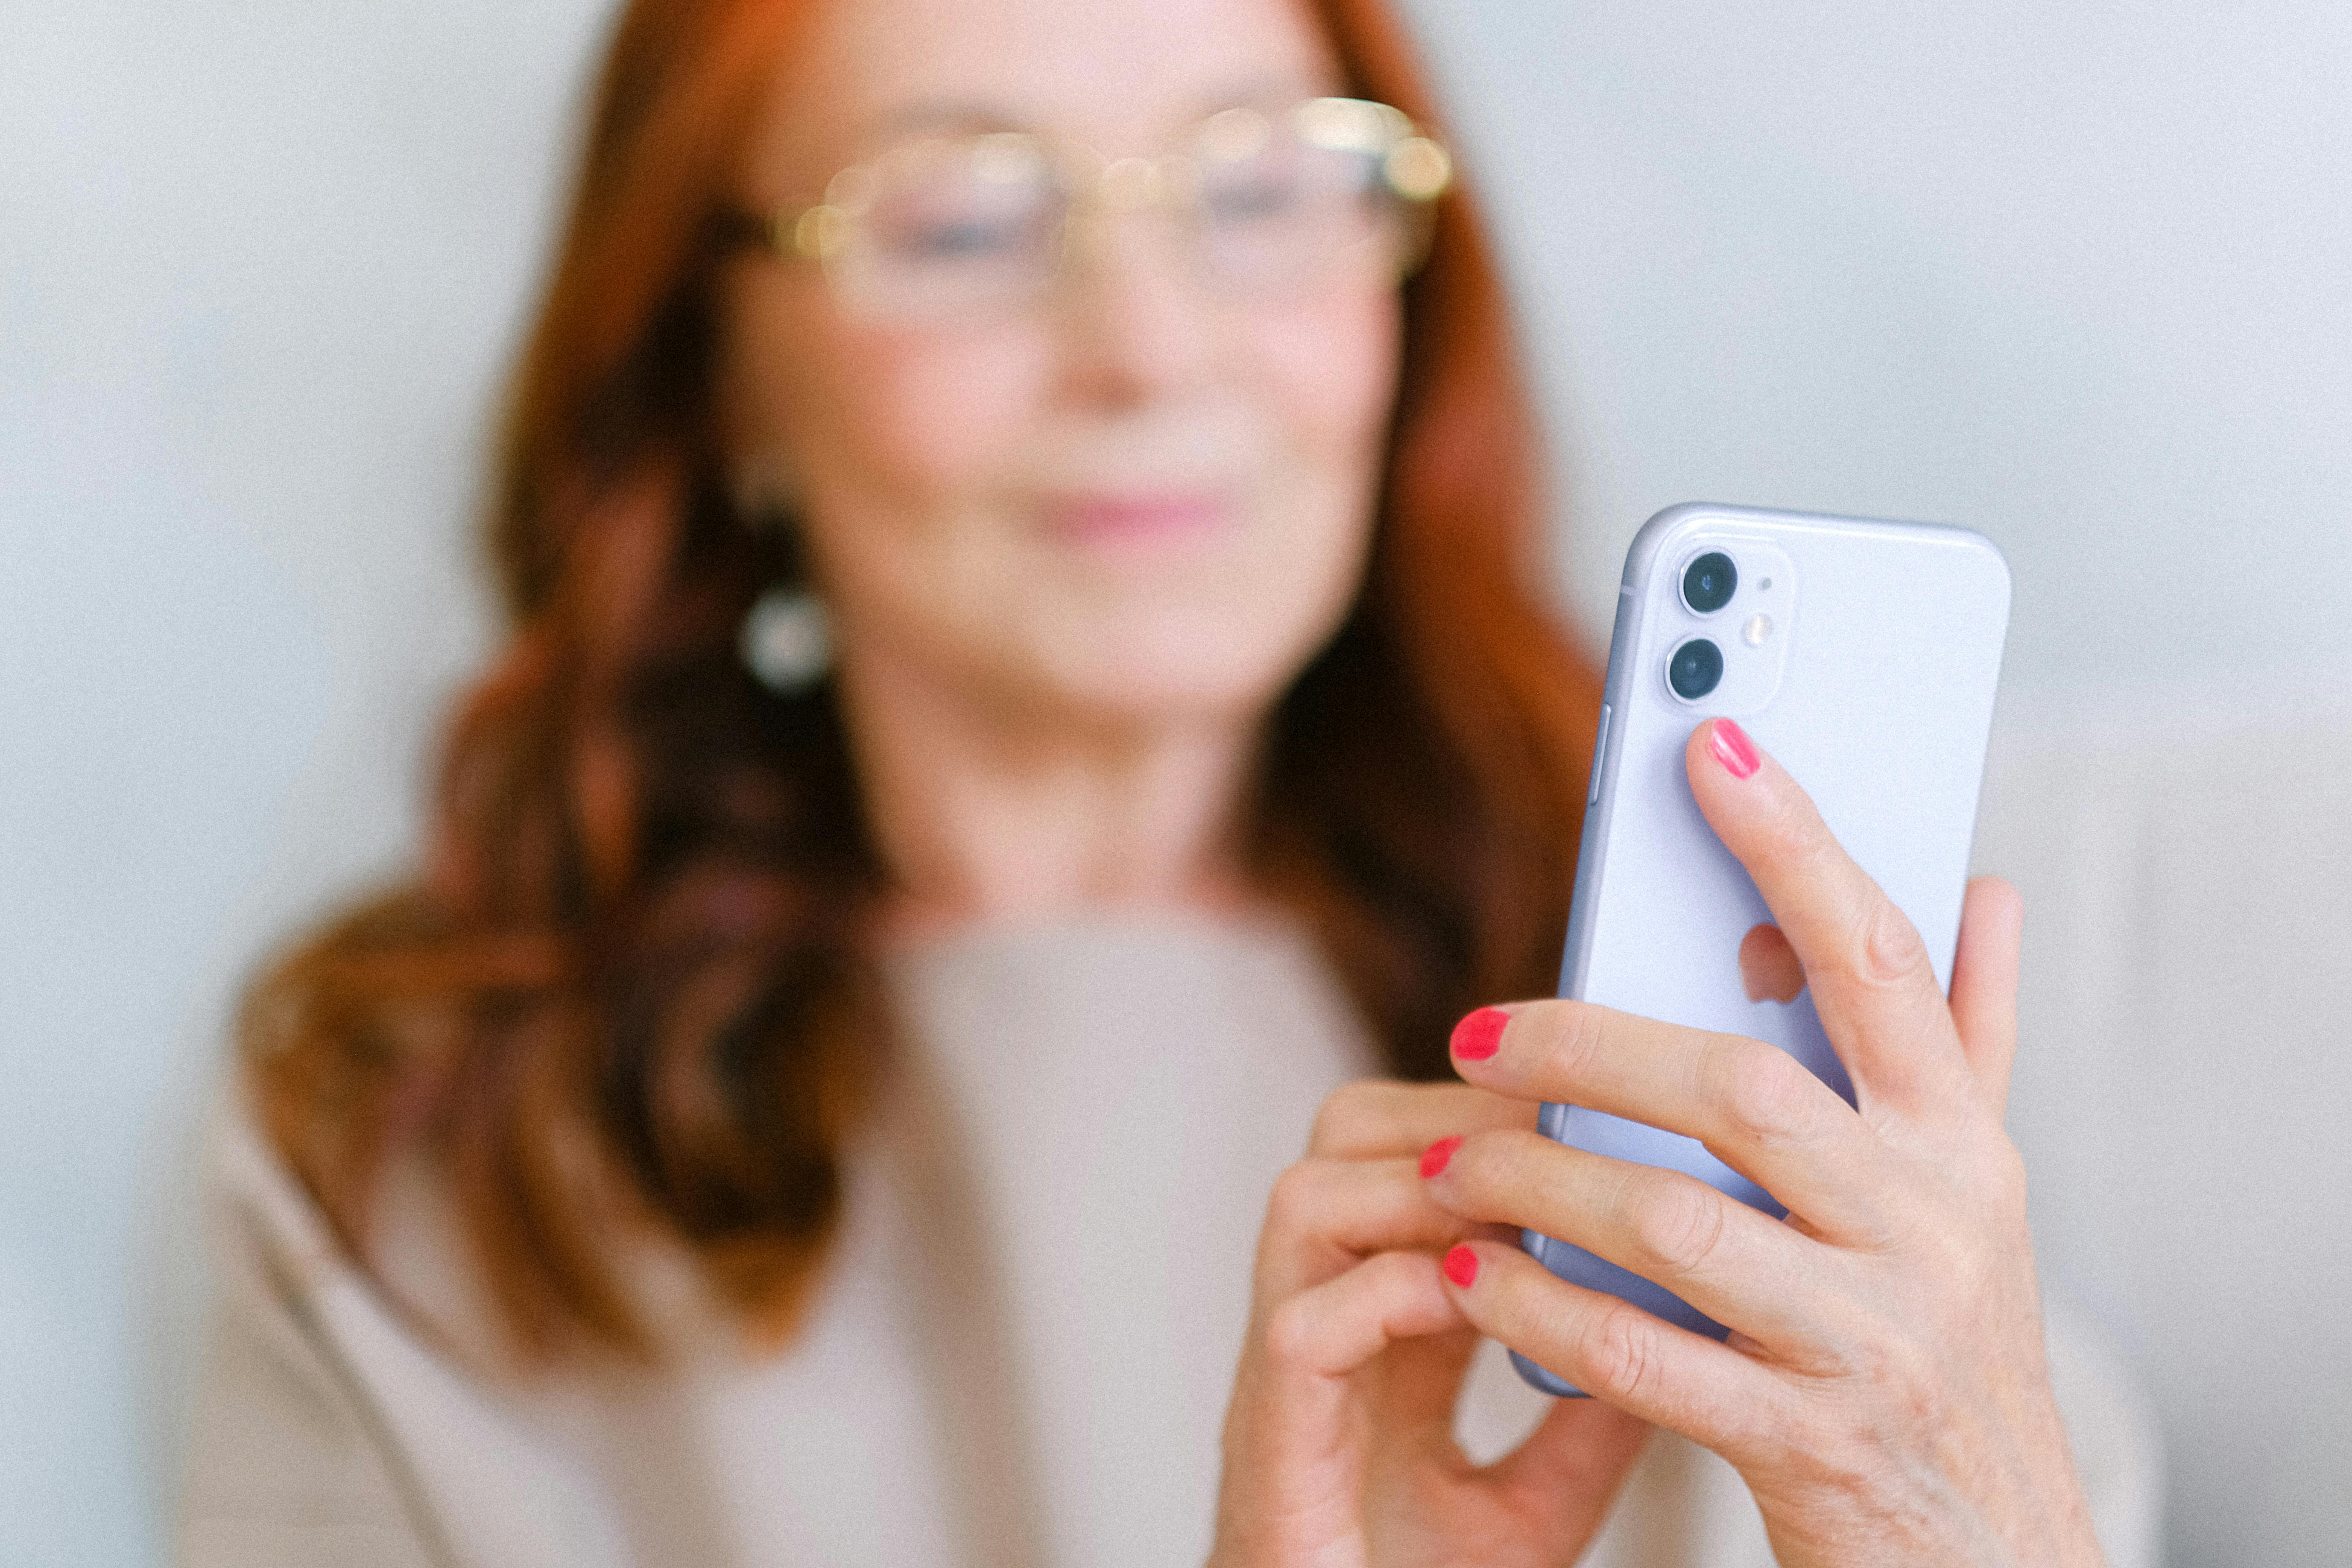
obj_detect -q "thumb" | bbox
[1488,1395,1652,1542]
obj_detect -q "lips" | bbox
[1041,492,1230,546]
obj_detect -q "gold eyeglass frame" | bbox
[723,97,1454,313]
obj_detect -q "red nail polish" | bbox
[1450,1006,1508,1061]
[1443,1244,1480,1288]
[1419,1135,1462,1178]
[1708,718,1761,779]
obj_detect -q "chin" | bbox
[1031,604,1335,730]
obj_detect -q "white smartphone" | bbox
[1513,503,2011,1398]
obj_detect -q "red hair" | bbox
[242,0,1602,1360]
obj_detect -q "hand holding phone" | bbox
[1513,504,2011,1393]
[1420,718,2105,1566]
[1216,505,2101,1568]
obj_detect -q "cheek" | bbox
[733,285,1055,660]
[1250,285,1401,492]
[1227,284,1401,648]
[776,306,1049,513]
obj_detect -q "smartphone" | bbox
[1512,503,2011,1398]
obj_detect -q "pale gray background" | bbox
[3,1,2347,1563]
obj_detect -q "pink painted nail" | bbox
[1708,718,1761,779]
[1443,1245,1480,1288]
[1450,1006,1508,1061]
[1419,1135,1463,1178]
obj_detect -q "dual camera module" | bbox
[1669,551,1737,699]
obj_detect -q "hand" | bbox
[1421,718,2102,1567]
[1210,1080,1650,1568]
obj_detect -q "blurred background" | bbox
[2,2,2345,1563]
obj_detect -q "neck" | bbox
[835,647,1261,942]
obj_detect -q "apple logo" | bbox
[1738,923,1806,1004]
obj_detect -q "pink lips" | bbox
[1043,492,1228,548]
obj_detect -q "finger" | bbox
[1438,1241,1790,1467]
[1948,877,2023,1112]
[1264,1250,1466,1381]
[1684,718,1972,1115]
[1307,1080,1535,1160]
[1487,1397,1651,1542]
[1449,1001,1907,1243]
[1222,1252,1467,1557]
[1370,1328,1488,1441]
[1256,1156,1484,1302]
[1427,1130,1853,1353]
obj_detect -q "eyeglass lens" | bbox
[830,119,1410,322]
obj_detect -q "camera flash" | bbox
[1742,613,1774,647]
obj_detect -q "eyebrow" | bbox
[859,100,1022,141]
[855,72,1340,147]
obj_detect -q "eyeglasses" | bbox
[723,97,1453,325]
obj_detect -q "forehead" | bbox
[756,0,1347,176]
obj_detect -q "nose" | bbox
[1052,206,1218,410]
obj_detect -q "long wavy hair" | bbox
[242,0,1602,1362]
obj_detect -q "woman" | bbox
[179,0,2133,1561]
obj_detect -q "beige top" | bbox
[178,916,2160,1567]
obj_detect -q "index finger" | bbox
[1684,718,1973,1117]
[1307,1080,1536,1161]
[1447,999,1905,1243]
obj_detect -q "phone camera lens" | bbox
[1682,551,1738,614]
[1668,638,1724,700]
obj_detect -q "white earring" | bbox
[748,583,842,691]
[741,583,833,693]
[728,455,830,692]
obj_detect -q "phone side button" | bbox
[1587,704,1611,804]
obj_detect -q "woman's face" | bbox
[719,0,1401,734]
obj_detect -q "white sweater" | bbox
[178,915,2158,1567]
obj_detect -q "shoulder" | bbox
[185,1089,640,1568]
[198,1089,507,1372]
[180,1092,450,1565]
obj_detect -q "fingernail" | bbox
[1708,718,1761,780]
[1442,1244,1480,1288]
[1419,1135,1462,1178]
[1450,1006,1508,1061]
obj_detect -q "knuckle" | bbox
[1943,1214,2002,1292]
[1977,1141,2030,1213]
[1262,1295,1322,1375]
[1877,1194,1953,1269]
[1862,896,1931,985]
[1895,1202,2001,1312]
[1628,1174,1732,1276]
[1858,1331,1948,1432]
[1306,1081,1383,1156]
[1578,1297,1667,1405]
[1543,1001,1610,1085]
[1715,1039,1823,1144]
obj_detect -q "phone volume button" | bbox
[1588,704,1611,805]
